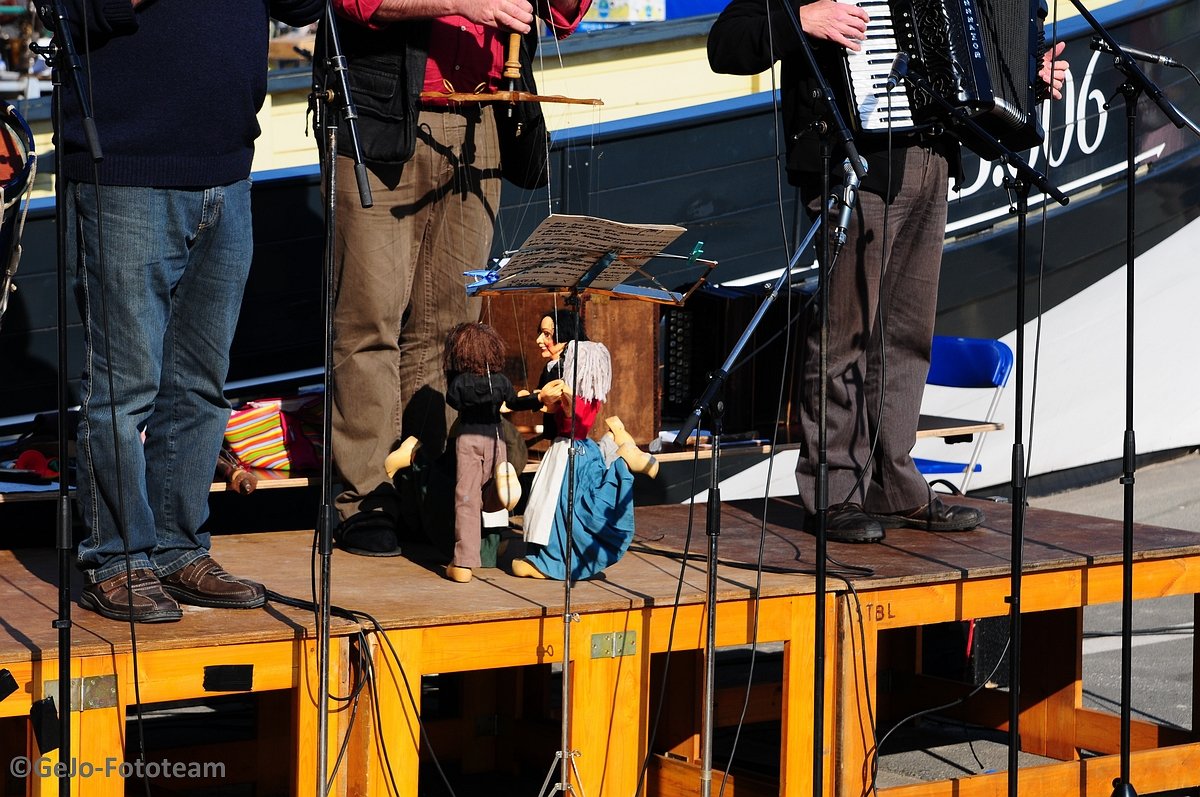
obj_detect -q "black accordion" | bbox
[841,0,1046,158]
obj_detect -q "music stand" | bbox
[470,213,711,795]
[468,213,714,305]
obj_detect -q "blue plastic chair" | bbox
[914,335,1014,492]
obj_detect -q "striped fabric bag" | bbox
[224,397,321,471]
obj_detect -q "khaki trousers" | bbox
[331,107,499,524]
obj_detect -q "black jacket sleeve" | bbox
[708,0,809,76]
[506,392,543,413]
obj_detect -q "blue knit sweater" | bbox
[56,0,321,188]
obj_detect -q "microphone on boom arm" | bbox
[830,157,868,261]
[1090,35,1180,67]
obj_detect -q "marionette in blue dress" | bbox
[509,312,658,581]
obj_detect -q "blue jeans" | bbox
[69,180,253,583]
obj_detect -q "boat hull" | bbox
[2,0,1197,496]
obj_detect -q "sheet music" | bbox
[490,214,686,292]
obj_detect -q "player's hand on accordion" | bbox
[799,0,870,52]
[1040,41,1069,100]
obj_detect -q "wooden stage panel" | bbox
[0,536,352,797]
[635,496,1200,585]
[0,497,1197,796]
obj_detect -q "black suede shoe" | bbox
[335,512,402,557]
[80,568,183,624]
[806,503,886,544]
[873,498,983,532]
[160,556,266,609]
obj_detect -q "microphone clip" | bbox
[885,52,910,91]
[830,157,868,260]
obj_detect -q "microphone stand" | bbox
[897,64,1067,797]
[34,4,102,794]
[312,4,372,792]
[674,212,826,797]
[1062,5,1200,796]
[768,1,870,792]
[675,0,869,787]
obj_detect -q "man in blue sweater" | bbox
[53,0,321,622]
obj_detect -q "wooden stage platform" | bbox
[0,498,1197,796]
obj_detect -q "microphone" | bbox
[1090,36,1180,67]
[830,157,867,259]
[884,52,909,91]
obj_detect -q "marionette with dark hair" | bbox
[434,322,522,583]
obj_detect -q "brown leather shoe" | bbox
[80,568,182,623]
[160,556,266,609]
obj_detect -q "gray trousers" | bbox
[331,107,498,524]
[452,426,506,568]
[795,146,949,514]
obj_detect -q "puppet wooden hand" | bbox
[538,379,572,409]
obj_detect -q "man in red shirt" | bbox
[322,0,588,555]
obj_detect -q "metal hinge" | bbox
[43,675,118,711]
[590,631,637,659]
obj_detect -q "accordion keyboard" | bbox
[838,0,916,132]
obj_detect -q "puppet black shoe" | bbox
[873,498,983,532]
[81,568,183,623]
[160,556,267,609]
[806,503,885,544]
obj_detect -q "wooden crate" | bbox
[482,293,659,445]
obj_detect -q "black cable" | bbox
[311,628,372,794]
[632,438,703,797]
[839,578,881,794]
[267,589,459,797]
[269,590,402,794]
[1025,2,1064,500]
[626,540,872,580]
[1083,625,1193,638]
[838,85,897,509]
[871,633,1013,791]
[712,5,805,781]
[88,170,157,797]
[718,134,796,790]
[360,610,458,797]
[1182,61,1200,88]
